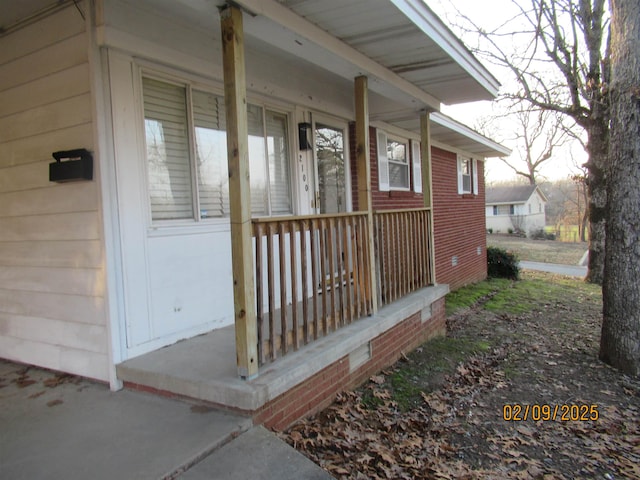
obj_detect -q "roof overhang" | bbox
[430,112,512,158]
[1,0,505,151]
[231,0,500,112]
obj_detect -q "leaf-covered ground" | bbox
[283,272,640,479]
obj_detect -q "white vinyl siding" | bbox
[142,77,293,221]
[0,5,109,381]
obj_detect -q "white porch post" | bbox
[354,76,378,313]
[220,5,258,379]
[420,112,437,284]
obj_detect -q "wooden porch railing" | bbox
[373,208,434,306]
[252,212,373,365]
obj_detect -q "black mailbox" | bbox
[49,149,93,183]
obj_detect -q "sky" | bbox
[427,0,588,184]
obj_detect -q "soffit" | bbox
[276,0,499,105]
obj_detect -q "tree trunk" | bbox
[584,109,608,284]
[600,0,640,376]
[585,163,606,284]
[580,208,588,243]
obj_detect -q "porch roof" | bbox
[1,0,500,120]
[429,112,512,158]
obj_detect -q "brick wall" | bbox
[431,147,487,290]
[254,297,446,430]
[349,125,487,291]
[349,125,424,211]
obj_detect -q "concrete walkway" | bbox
[0,360,332,480]
[519,260,587,278]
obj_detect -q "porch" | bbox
[112,1,452,429]
[117,282,447,429]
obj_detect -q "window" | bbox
[510,204,515,215]
[142,77,292,222]
[494,205,511,215]
[457,155,478,195]
[377,130,420,192]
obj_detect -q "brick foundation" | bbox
[255,297,446,430]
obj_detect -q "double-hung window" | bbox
[457,155,478,195]
[142,76,292,222]
[376,129,422,192]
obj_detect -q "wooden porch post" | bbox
[354,76,378,313]
[220,5,258,379]
[420,112,437,284]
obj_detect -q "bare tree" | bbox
[453,0,610,284]
[496,106,569,185]
[542,177,588,241]
[600,0,640,376]
[570,172,589,242]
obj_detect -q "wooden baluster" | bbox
[289,220,299,350]
[278,222,288,356]
[343,217,353,324]
[266,223,276,361]
[255,222,264,365]
[310,219,319,340]
[319,218,328,336]
[327,217,337,331]
[300,219,309,345]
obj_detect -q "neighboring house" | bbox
[0,0,508,429]
[486,185,547,234]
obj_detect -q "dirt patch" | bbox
[487,234,587,265]
[283,272,640,479]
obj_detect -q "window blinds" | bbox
[143,78,194,220]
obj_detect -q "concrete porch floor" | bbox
[116,284,448,414]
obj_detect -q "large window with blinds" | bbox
[142,76,292,222]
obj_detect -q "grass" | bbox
[367,336,492,411]
[375,272,601,411]
[487,234,587,265]
[445,278,511,315]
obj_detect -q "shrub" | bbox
[530,228,556,240]
[487,246,520,280]
[487,228,493,234]
[507,228,514,235]
[529,228,546,240]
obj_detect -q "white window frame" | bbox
[377,129,411,191]
[140,72,295,224]
[457,155,478,195]
[411,139,422,193]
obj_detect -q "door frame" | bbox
[311,113,352,215]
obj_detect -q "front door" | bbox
[312,119,351,290]
[313,120,349,214]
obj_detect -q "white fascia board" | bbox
[431,112,512,157]
[534,187,549,202]
[390,0,501,99]
[234,0,441,111]
[430,139,486,161]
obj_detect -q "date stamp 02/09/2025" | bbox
[502,404,599,422]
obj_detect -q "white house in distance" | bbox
[485,185,547,234]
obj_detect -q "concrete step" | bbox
[177,426,334,480]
